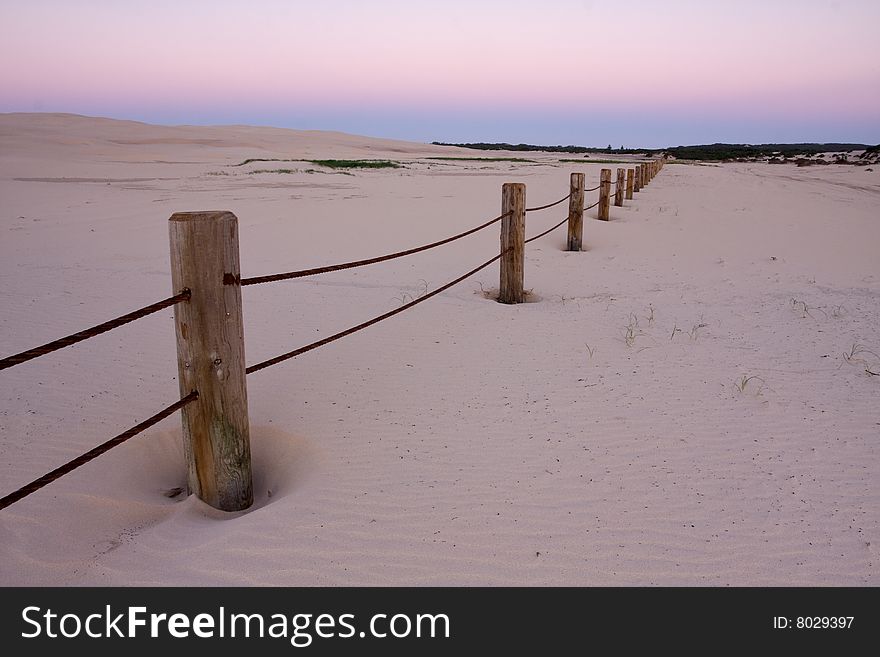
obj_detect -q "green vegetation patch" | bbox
[307,159,401,169]
[558,158,631,164]
[426,156,536,163]
[232,157,401,169]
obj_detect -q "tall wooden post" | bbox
[566,172,585,252]
[499,183,525,304]
[640,163,648,187]
[169,211,253,512]
[634,165,641,192]
[598,169,611,221]
[625,168,634,200]
[614,168,625,206]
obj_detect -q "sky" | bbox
[1,0,878,147]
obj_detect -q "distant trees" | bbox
[430,141,875,161]
[664,143,870,161]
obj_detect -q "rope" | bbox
[585,184,601,192]
[240,211,512,286]
[525,216,569,244]
[246,251,508,374]
[525,192,571,213]
[585,199,601,210]
[0,390,199,511]
[0,290,191,372]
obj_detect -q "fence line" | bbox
[0,290,191,371]
[0,159,667,512]
[246,250,509,375]
[240,210,512,286]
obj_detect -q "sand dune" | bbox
[0,114,877,585]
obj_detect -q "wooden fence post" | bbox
[625,168,634,200]
[640,163,648,187]
[634,165,641,192]
[566,172,585,251]
[614,168,625,207]
[499,183,525,304]
[169,211,253,512]
[598,169,611,221]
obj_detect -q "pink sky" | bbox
[1,0,878,145]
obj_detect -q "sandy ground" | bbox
[0,113,877,585]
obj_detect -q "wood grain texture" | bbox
[169,211,253,511]
[499,183,525,303]
[566,172,585,251]
[626,168,634,200]
[634,165,641,192]
[614,168,625,207]
[598,169,612,221]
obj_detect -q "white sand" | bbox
[1,113,877,585]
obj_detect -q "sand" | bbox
[0,113,877,585]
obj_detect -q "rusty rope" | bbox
[240,211,512,286]
[525,216,569,244]
[0,390,199,511]
[0,290,191,372]
[246,251,508,374]
[525,192,571,213]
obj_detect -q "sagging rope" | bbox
[525,192,571,213]
[525,216,569,244]
[0,390,199,511]
[248,192,609,375]
[0,290,191,372]
[246,251,509,374]
[240,210,512,286]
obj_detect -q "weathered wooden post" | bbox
[598,169,611,221]
[626,168,634,200]
[566,172,585,251]
[614,168,625,206]
[634,165,641,192]
[640,163,648,187]
[169,211,253,512]
[499,183,525,304]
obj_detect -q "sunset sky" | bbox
[1,0,878,147]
